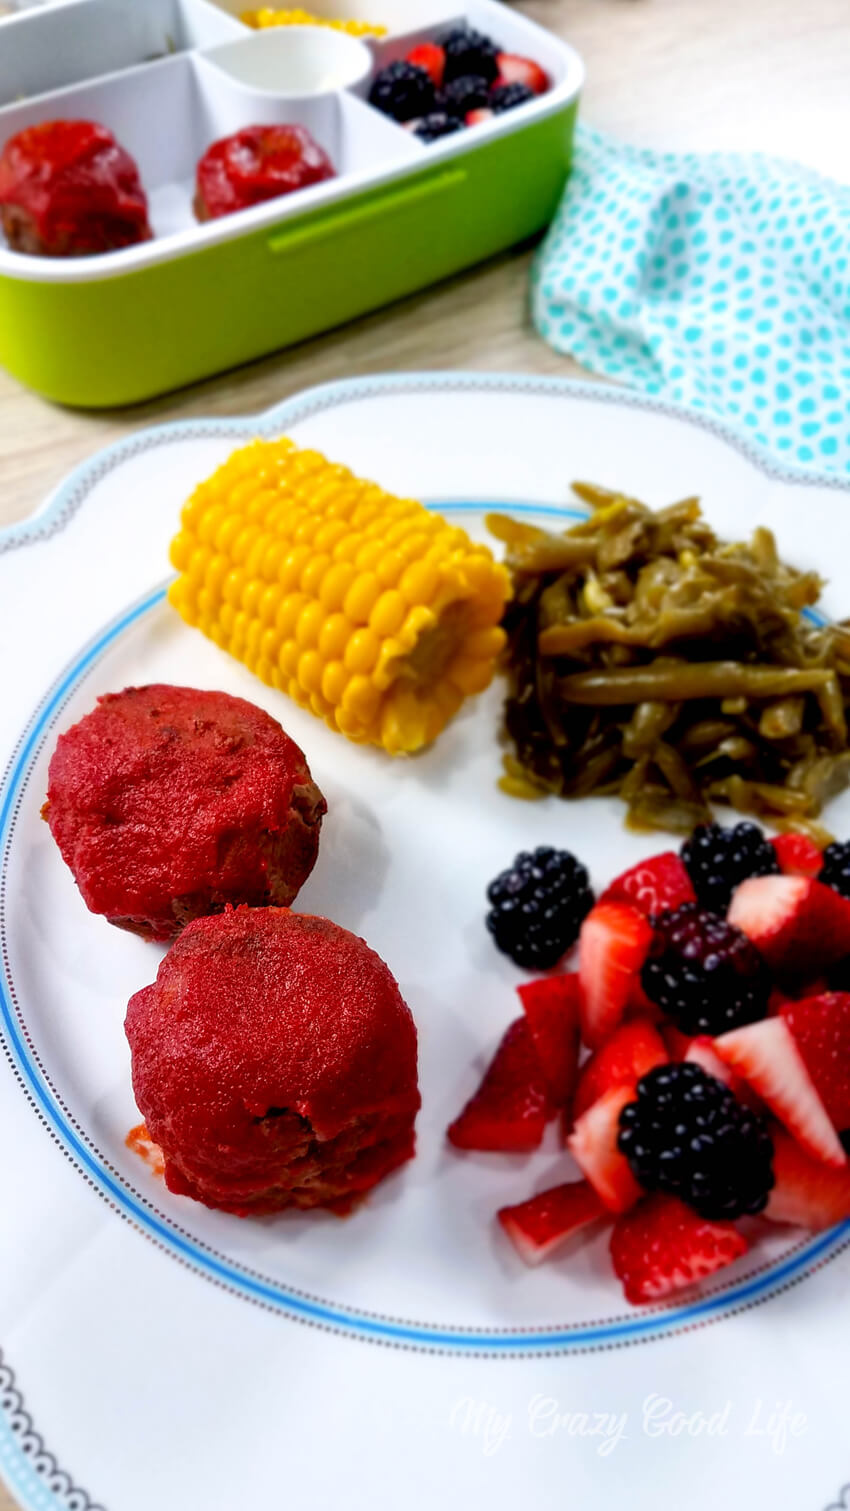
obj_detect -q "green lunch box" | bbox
[0,0,583,407]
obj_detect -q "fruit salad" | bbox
[449,821,850,1304]
[367,22,549,144]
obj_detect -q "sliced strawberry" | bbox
[625,976,665,1024]
[567,1083,642,1213]
[782,991,850,1131]
[771,832,823,879]
[684,1035,736,1085]
[406,41,445,87]
[765,1127,850,1230]
[465,107,493,126]
[578,902,653,1050]
[517,974,580,1109]
[601,852,695,917]
[610,1194,749,1305]
[572,1019,668,1121]
[495,51,549,95]
[662,1024,696,1060]
[497,1180,606,1265]
[714,1017,846,1168]
[728,875,850,975]
[447,1018,551,1152]
[683,1035,762,1108]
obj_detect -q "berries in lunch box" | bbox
[485,845,594,970]
[410,113,464,144]
[819,839,850,899]
[368,60,436,122]
[405,41,446,89]
[440,24,500,85]
[494,51,549,96]
[641,903,771,1037]
[465,107,494,127]
[441,75,493,119]
[617,1063,775,1220]
[610,1195,749,1305]
[680,820,779,913]
[490,81,537,113]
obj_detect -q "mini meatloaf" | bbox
[125,907,421,1214]
[0,120,151,257]
[44,685,326,940]
[194,124,335,221]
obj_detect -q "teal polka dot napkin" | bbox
[532,126,850,477]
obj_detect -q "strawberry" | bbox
[601,852,695,917]
[610,1194,749,1305]
[728,875,850,975]
[771,832,823,879]
[465,107,493,126]
[517,974,580,1108]
[765,1127,850,1230]
[406,42,445,88]
[781,991,850,1131]
[495,51,549,95]
[572,1019,668,1121]
[683,1035,762,1108]
[578,902,653,1050]
[625,976,665,1024]
[714,1017,846,1168]
[661,1024,696,1060]
[497,1180,606,1265]
[566,1083,643,1213]
[685,1035,737,1085]
[447,1018,551,1152]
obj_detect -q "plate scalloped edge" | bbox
[3,373,850,1511]
[1,371,849,560]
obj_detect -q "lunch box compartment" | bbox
[0,0,583,405]
[202,0,464,40]
[0,0,243,106]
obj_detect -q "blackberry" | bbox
[641,902,770,1035]
[486,846,594,970]
[368,61,436,122]
[412,112,464,143]
[681,821,779,913]
[490,82,536,112]
[618,1063,775,1220]
[440,74,491,118]
[440,25,500,85]
[820,840,850,900]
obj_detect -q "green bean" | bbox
[557,663,833,706]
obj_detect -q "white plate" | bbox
[2,374,850,1511]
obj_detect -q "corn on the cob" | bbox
[240,9,388,37]
[169,438,511,755]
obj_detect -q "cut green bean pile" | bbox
[490,484,850,837]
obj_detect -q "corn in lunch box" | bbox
[0,0,583,406]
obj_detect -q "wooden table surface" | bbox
[1,0,848,1507]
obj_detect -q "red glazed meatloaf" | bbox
[125,906,421,1215]
[0,120,151,256]
[44,685,326,940]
